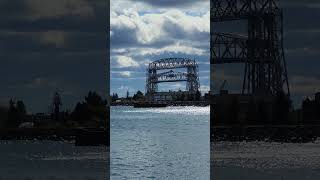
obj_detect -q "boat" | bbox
[133,102,167,108]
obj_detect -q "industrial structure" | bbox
[211,0,291,125]
[146,58,200,102]
[211,0,289,96]
[52,91,62,121]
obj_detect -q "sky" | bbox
[110,0,210,97]
[0,0,109,113]
[210,0,320,108]
[1,0,319,112]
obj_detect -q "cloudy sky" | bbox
[210,0,320,107]
[110,0,210,97]
[0,0,109,113]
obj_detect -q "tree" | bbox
[7,99,19,128]
[126,90,130,99]
[273,91,291,124]
[111,93,118,102]
[195,90,201,101]
[16,100,26,123]
[85,91,106,106]
[180,93,185,101]
[0,106,8,128]
[133,91,144,100]
[72,102,89,123]
[72,91,108,128]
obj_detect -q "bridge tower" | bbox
[211,0,290,96]
[146,58,200,102]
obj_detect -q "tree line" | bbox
[0,91,109,129]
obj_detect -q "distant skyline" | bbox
[110,0,210,97]
[0,0,109,113]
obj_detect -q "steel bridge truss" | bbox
[211,0,290,96]
[211,0,281,22]
[146,58,200,95]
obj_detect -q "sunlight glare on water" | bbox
[111,106,210,180]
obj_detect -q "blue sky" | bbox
[110,0,210,97]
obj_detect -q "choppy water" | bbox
[0,140,108,180]
[212,141,320,179]
[110,106,210,180]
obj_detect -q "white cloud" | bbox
[111,0,209,15]
[200,85,210,92]
[119,71,131,77]
[138,43,207,56]
[111,7,209,46]
[110,0,210,93]
[118,85,129,90]
[115,56,139,68]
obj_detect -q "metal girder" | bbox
[211,0,290,96]
[150,71,189,83]
[211,0,281,22]
[211,32,277,64]
[149,58,198,70]
[211,33,247,64]
[146,58,200,96]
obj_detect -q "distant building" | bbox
[147,91,199,102]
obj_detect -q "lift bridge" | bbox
[146,58,200,102]
[211,0,290,96]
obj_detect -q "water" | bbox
[111,106,210,180]
[0,140,108,180]
[212,141,320,179]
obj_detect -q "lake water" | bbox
[212,141,320,179]
[0,140,109,180]
[110,106,210,180]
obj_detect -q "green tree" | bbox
[7,99,19,128]
[0,106,8,128]
[180,93,185,101]
[111,93,119,102]
[85,91,106,106]
[126,90,130,99]
[195,90,201,101]
[133,91,144,100]
[273,91,291,124]
[16,100,26,122]
[72,91,108,128]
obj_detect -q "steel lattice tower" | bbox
[146,58,200,95]
[211,0,290,96]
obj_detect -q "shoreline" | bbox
[111,100,209,107]
[212,125,320,143]
[111,104,210,107]
[0,128,109,146]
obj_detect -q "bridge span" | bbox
[145,58,200,102]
